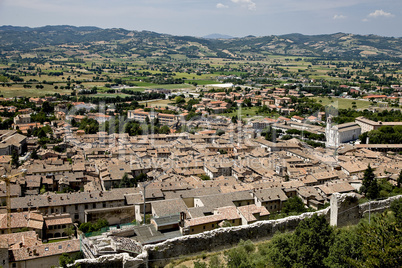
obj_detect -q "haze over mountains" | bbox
[1,25,402,60]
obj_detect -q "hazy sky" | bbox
[0,0,400,37]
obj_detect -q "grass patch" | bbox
[142,99,174,107]
[147,84,195,90]
[44,238,69,244]
[0,84,72,98]
[312,97,374,110]
[220,107,264,118]
[92,93,131,98]
[191,80,221,85]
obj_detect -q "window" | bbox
[203,226,206,230]
[49,226,53,230]
[75,205,78,210]
[63,207,66,213]
[85,205,88,209]
[58,245,62,249]
[232,220,235,223]
[93,204,96,209]
[51,208,54,213]
[74,214,79,220]
[191,229,194,232]
[12,263,16,268]
[103,203,106,208]
[212,224,214,228]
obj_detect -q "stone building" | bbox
[0,130,27,155]
[355,116,402,134]
[326,117,361,148]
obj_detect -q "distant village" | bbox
[0,83,401,267]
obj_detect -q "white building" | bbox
[326,117,361,148]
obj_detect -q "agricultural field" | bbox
[312,97,376,110]
[0,84,72,98]
[141,99,174,108]
[91,93,132,98]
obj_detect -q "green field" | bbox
[0,84,72,98]
[190,80,221,85]
[312,97,374,109]
[92,93,131,98]
[147,84,195,90]
[142,99,175,107]
[220,107,278,119]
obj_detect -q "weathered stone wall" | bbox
[73,194,402,268]
[73,251,149,268]
[330,193,360,227]
[359,195,402,217]
[331,193,402,227]
[146,209,330,267]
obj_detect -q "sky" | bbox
[0,0,400,37]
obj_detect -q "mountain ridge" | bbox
[0,25,401,60]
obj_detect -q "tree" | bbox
[39,185,46,194]
[41,101,54,113]
[390,198,402,227]
[397,170,402,188]
[11,149,19,167]
[200,175,210,181]
[224,240,255,268]
[362,165,379,199]
[261,232,294,268]
[208,255,223,268]
[119,173,130,188]
[64,225,75,238]
[193,261,207,268]
[31,149,38,159]
[290,214,334,268]
[159,125,170,134]
[325,227,362,268]
[354,212,402,267]
[174,96,185,104]
[281,196,307,214]
[59,253,73,268]
[216,129,225,136]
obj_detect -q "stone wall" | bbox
[146,209,330,267]
[330,193,360,227]
[331,193,402,227]
[72,194,402,268]
[73,252,149,268]
[359,195,402,217]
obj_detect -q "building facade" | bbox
[326,117,361,148]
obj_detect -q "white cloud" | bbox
[368,9,394,18]
[231,0,256,11]
[333,14,346,20]
[216,3,229,9]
